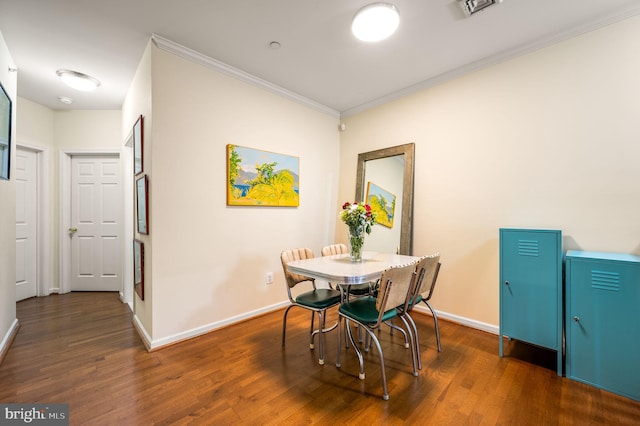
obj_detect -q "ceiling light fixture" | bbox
[56,69,101,91]
[351,3,400,42]
[57,96,73,105]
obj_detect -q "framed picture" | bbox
[133,239,144,300]
[366,181,396,228]
[226,144,299,207]
[136,174,149,234]
[0,81,12,181]
[133,115,143,175]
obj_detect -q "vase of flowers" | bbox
[340,201,376,262]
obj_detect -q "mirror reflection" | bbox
[355,143,414,255]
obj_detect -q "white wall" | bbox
[0,30,17,360]
[339,16,640,328]
[138,44,340,347]
[122,41,153,338]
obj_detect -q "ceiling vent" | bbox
[458,0,503,17]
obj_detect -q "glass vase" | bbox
[348,230,365,262]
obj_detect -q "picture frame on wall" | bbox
[0,81,12,181]
[136,174,149,234]
[133,115,143,176]
[133,239,144,300]
[226,144,299,207]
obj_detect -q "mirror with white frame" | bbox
[355,143,415,255]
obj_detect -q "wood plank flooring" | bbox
[1,292,639,425]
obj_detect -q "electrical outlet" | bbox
[265,272,274,285]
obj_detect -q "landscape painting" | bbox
[227,144,299,206]
[366,181,396,228]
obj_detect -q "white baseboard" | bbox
[0,319,20,364]
[135,301,290,351]
[412,305,499,335]
[131,301,498,352]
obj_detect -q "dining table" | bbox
[286,251,420,286]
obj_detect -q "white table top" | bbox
[286,252,419,285]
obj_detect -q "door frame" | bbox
[60,149,123,295]
[16,142,51,297]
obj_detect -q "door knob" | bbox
[573,316,580,323]
[504,281,510,286]
[68,227,78,233]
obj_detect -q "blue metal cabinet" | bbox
[499,228,563,375]
[565,251,640,401]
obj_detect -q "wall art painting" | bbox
[134,239,144,300]
[136,174,149,234]
[366,181,396,228]
[227,144,299,207]
[133,115,143,175]
[0,81,12,180]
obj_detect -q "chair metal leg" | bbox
[344,319,365,380]
[336,315,342,368]
[398,314,418,376]
[309,311,316,349]
[364,326,389,400]
[317,310,325,365]
[281,305,295,347]
[384,319,410,348]
[424,300,441,352]
[404,312,422,370]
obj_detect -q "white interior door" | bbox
[15,147,37,301]
[70,155,121,291]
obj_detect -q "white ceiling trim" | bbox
[151,34,340,119]
[342,4,640,117]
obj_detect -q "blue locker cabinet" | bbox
[499,228,563,376]
[565,251,640,401]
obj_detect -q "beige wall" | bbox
[0,30,17,357]
[339,16,640,328]
[130,44,340,346]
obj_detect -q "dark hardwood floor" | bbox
[1,293,639,425]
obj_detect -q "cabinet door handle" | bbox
[573,316,580,323]
[504,281,510,286]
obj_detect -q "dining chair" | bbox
[336,261,417,400]
[321,243,372,298]
[401,253,441,370]
[281,248,342,365]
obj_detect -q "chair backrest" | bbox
[321,243,348,256]
[412,253,441,302]
[280,248,315,289]
[375,262,416,324]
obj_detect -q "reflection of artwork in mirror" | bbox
[136,175,149,234]
[366,181,396,228]
[226,144,299,207]
[0,82,12,180]
[133,239,144,300]
[133,115,143,175]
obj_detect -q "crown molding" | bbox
[151,34,339,119]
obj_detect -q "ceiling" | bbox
[1,0,639,115]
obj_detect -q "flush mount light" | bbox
[57,96,73,105]
[56,69,101,91]
[352,3,400,42]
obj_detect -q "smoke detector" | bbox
[458,0,503,17]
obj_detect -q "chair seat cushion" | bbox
[338,283,371,295]
[339,296,397,324]
[296,289,341,308]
